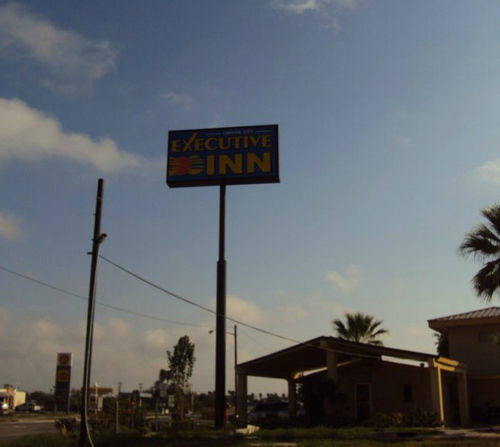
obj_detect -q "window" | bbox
[478,331,495,343]
[403,384,413,403]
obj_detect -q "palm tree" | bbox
[459,204,500,301]
[332,312,388,345]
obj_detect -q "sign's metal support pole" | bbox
[80,178,106,446]
[234,324,238,420]
[215,184,226,429]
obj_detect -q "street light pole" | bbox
[139,383,143,409]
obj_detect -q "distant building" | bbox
[0,385,26,411]
[88,386,113,412]
[429,306,500,422]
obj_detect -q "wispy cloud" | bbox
[162,91,194,110]
[476,159,500,184]
[210,294,269,326]
[271,0,361,29]
[0,2,116,92]
[0,97,142,172]
[325,265,362,292]
[0,211,23,240]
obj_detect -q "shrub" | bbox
[373,409,441,428]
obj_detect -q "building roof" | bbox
[236,336,438,379]
[428,307,500,331]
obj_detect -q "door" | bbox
[356,383,371,422]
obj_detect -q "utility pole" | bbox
[79,179,106,447]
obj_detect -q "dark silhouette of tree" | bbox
[333,312,388,345]
[167,335,195,420]
[433,332,449,357]
[459,204,500,301]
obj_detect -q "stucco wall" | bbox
[447,324,500,375]
[336,361,433,420]
[469,378,500,411]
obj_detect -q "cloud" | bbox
[227,294,268,326]
[0,211,23,240]
[162,91,194,110]
[271,0,361,29]
[325,265,362,292]
[280,0,319,14]
[0,97,141,172]
[0,2,115,92]
[476,159,500,184]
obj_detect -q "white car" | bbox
[15,402,42,412]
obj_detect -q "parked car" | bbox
[249,401,303,422]
[15,402,42,412]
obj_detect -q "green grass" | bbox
[0,434,76,447]
[1,426,499,447]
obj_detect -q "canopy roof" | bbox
[237,336,437,379]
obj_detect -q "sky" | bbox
[1,0,500,396]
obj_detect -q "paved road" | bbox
[0,419,58,442]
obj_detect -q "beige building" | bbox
[0,385,26,411]
[429,306,500,421]
[236,336,469,427]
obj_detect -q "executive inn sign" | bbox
[166,123,279,428]
[166,125,279,187]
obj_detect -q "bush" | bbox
[373,412,404,428]
[403,408,441,427]
[373,409,441,428]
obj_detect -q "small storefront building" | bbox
[236,336,469,427]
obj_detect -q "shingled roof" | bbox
[428,307,500,330]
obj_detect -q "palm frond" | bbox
[332,312,388,345]
[459,224,500,260]
[482,205,500,237]
[472,259,500,302]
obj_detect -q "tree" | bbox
[433,332,449,357]
[167,335,195,420]
[333,312,388,345]
[459,204,500,301]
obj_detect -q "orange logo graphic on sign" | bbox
[168,156,203,176]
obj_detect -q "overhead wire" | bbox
[0,260,410,361]
[0,264,205,328]
[99,254,304,345]
[98,254,402,361]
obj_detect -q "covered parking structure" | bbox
[236,336,469,426]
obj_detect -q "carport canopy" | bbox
[236,336,437,379]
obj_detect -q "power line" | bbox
[98,255,414,362]
[99,254,302,345]
[0,260,399,361]
[0,264,204,328]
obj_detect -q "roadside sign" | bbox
[167,125,279,187]
[54,352,72,410]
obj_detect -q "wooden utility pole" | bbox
[79,179,106,447]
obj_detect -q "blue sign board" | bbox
[167,124,279,187]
